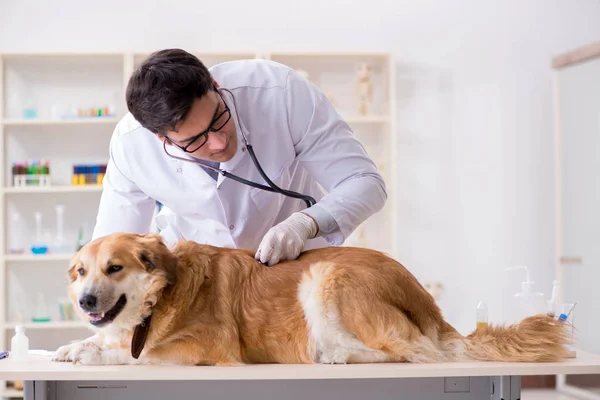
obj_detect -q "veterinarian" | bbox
[91,49,387,266]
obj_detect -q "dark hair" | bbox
[125,49,214,136]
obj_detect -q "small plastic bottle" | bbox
[10,325,29,361]
[476,301,488,329]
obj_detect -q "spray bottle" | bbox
[503,265,545,323]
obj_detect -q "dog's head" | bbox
[67,233,177,331]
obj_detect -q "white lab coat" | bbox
[92,59,387,251]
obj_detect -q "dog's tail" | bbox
[438,314,572,362]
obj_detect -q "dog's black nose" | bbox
[79,294,97,311]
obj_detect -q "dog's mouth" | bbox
[87,294,127,327]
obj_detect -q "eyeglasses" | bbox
[164,89,231,153]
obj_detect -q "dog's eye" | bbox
[107,265,123,274]
[77,268,85,276]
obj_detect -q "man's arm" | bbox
[91,129,156,241]
[254,69,387,266]
[286,69,387,245]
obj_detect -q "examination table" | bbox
[2,350,600,400]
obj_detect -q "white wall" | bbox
[1,0,600,334]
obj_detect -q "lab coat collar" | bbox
[217,90,249,186]
[158,136,221,187]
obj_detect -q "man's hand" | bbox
[255,212,318,266]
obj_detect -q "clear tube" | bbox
[9,211,25,254]
[31,212,48,254]
[34,212,42,243]
[476,301,488,329]
[50,204,72,253]
[546,280,560,317]
[55,205,64,240]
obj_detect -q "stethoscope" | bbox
[162,87,317,209]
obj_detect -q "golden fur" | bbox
[53,232,571,366]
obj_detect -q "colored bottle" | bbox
[72,165,79,186]
[40,159,50,186]
[11,162,17,185]
[98,164,107,184]
[78,166,86,185]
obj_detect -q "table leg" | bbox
[23,381,53,400]
[491,376,521,400]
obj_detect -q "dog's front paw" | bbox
[53,341,105,365]
[72,342,104,365]
[53,341,84,362]
[318,347,350,364]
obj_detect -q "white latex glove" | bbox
[255,212,318,266]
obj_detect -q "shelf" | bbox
[1,389,23,399]
[4,321,87,330]
[269,52,390,59]
[3,186,102,194]
[1,52,124,59]
[4,254,74,262]
[343,115,390,124]
[2,117,119,126]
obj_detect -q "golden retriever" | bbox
[52,232,570,366]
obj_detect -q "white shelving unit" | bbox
[0,51,396,399]
[2,118,120,126]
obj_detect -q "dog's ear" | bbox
[140,251,156,271]
[67,263,78,283]
[66,252,82,283]
[136,233,178,284]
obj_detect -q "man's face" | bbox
[162,87,238,163]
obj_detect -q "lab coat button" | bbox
[242,146,246,152]
[229,225,234,230]
[176,167,182,173]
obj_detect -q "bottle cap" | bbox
[15,325,26,334]
[476,301,488,321]
[558,313,568,322]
